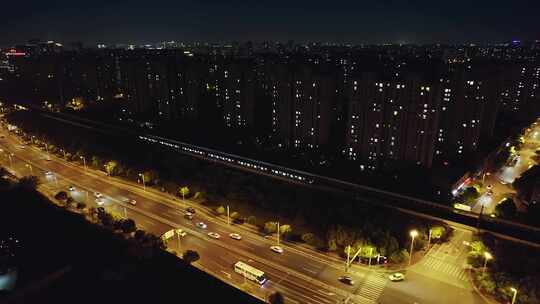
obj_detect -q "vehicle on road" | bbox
[186,206,196,214]
[129,199,137,205]
[270,246,283,254]
[94,192,103,198]
[45,171,53,176]
[389,273,405,282]
[208,232,220,239]
[234,261,266,285]
[184,212,194,220]
[233,217,245,225]
[229,233,242,240]
[68,186,75,191]
[338,276,355,285]
[95,198,105,205]
[196,222,207,229]
[176,229,187,237]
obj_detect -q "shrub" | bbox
[54,191,68,201]
[215,206,225,215]
[389,249,410,264]
[246,215,257,225]
[301,233,315,244]
[183,250,200,264]
[264,222,278,234]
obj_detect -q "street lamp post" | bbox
[346,245,351,272]
[227,205,230,225]
[7,153,13,169]
[427,228,432,248]
[277,221,280,246]
[138,173,146,190]
[368,247,374,267]
[483,251,492,273]
[177,230,181,252]
[409,229,418,266]
[510,287,518,304]
[104,164,111,177]
[80,156,86,170]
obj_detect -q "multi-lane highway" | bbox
[0,127,487,304]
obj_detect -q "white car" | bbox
[389,273,405,282]
[95,198,105,205]
[270,246,284,254]
[208,232,220,239]
[176,229,187,237]
[45,171,53,176]
[196,222,207,229]
[229,233,242,240]
[68,186,76,191]
[121,198,136,205]
[94,192,103,198]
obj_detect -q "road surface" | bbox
[0,128,487,304]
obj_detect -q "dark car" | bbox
[186,207,196,214]
[232,217,245,225]
[338,276,355,286]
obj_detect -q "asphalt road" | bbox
[0,128,487,304]
[472,119,540,215]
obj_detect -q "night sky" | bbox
[2,0,539,46]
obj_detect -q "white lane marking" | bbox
[220,270,232,278]
[284,296,300,304]
[318,289,335,296]
[302,267,318,274]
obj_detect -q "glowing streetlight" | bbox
[482,172,491,184]
[483,251,493,273]
[510,287,518,304]
[138,173,146,190]
[409,229,418,266]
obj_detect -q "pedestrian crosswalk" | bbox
[353,272,387,304]
[420,255,468,281]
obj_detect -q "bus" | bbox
[233,261,267,285]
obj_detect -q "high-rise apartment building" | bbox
[345,70,442,170]
[214,60,256,128]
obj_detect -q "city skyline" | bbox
[2,0,540,47]
[1,3,540,304]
